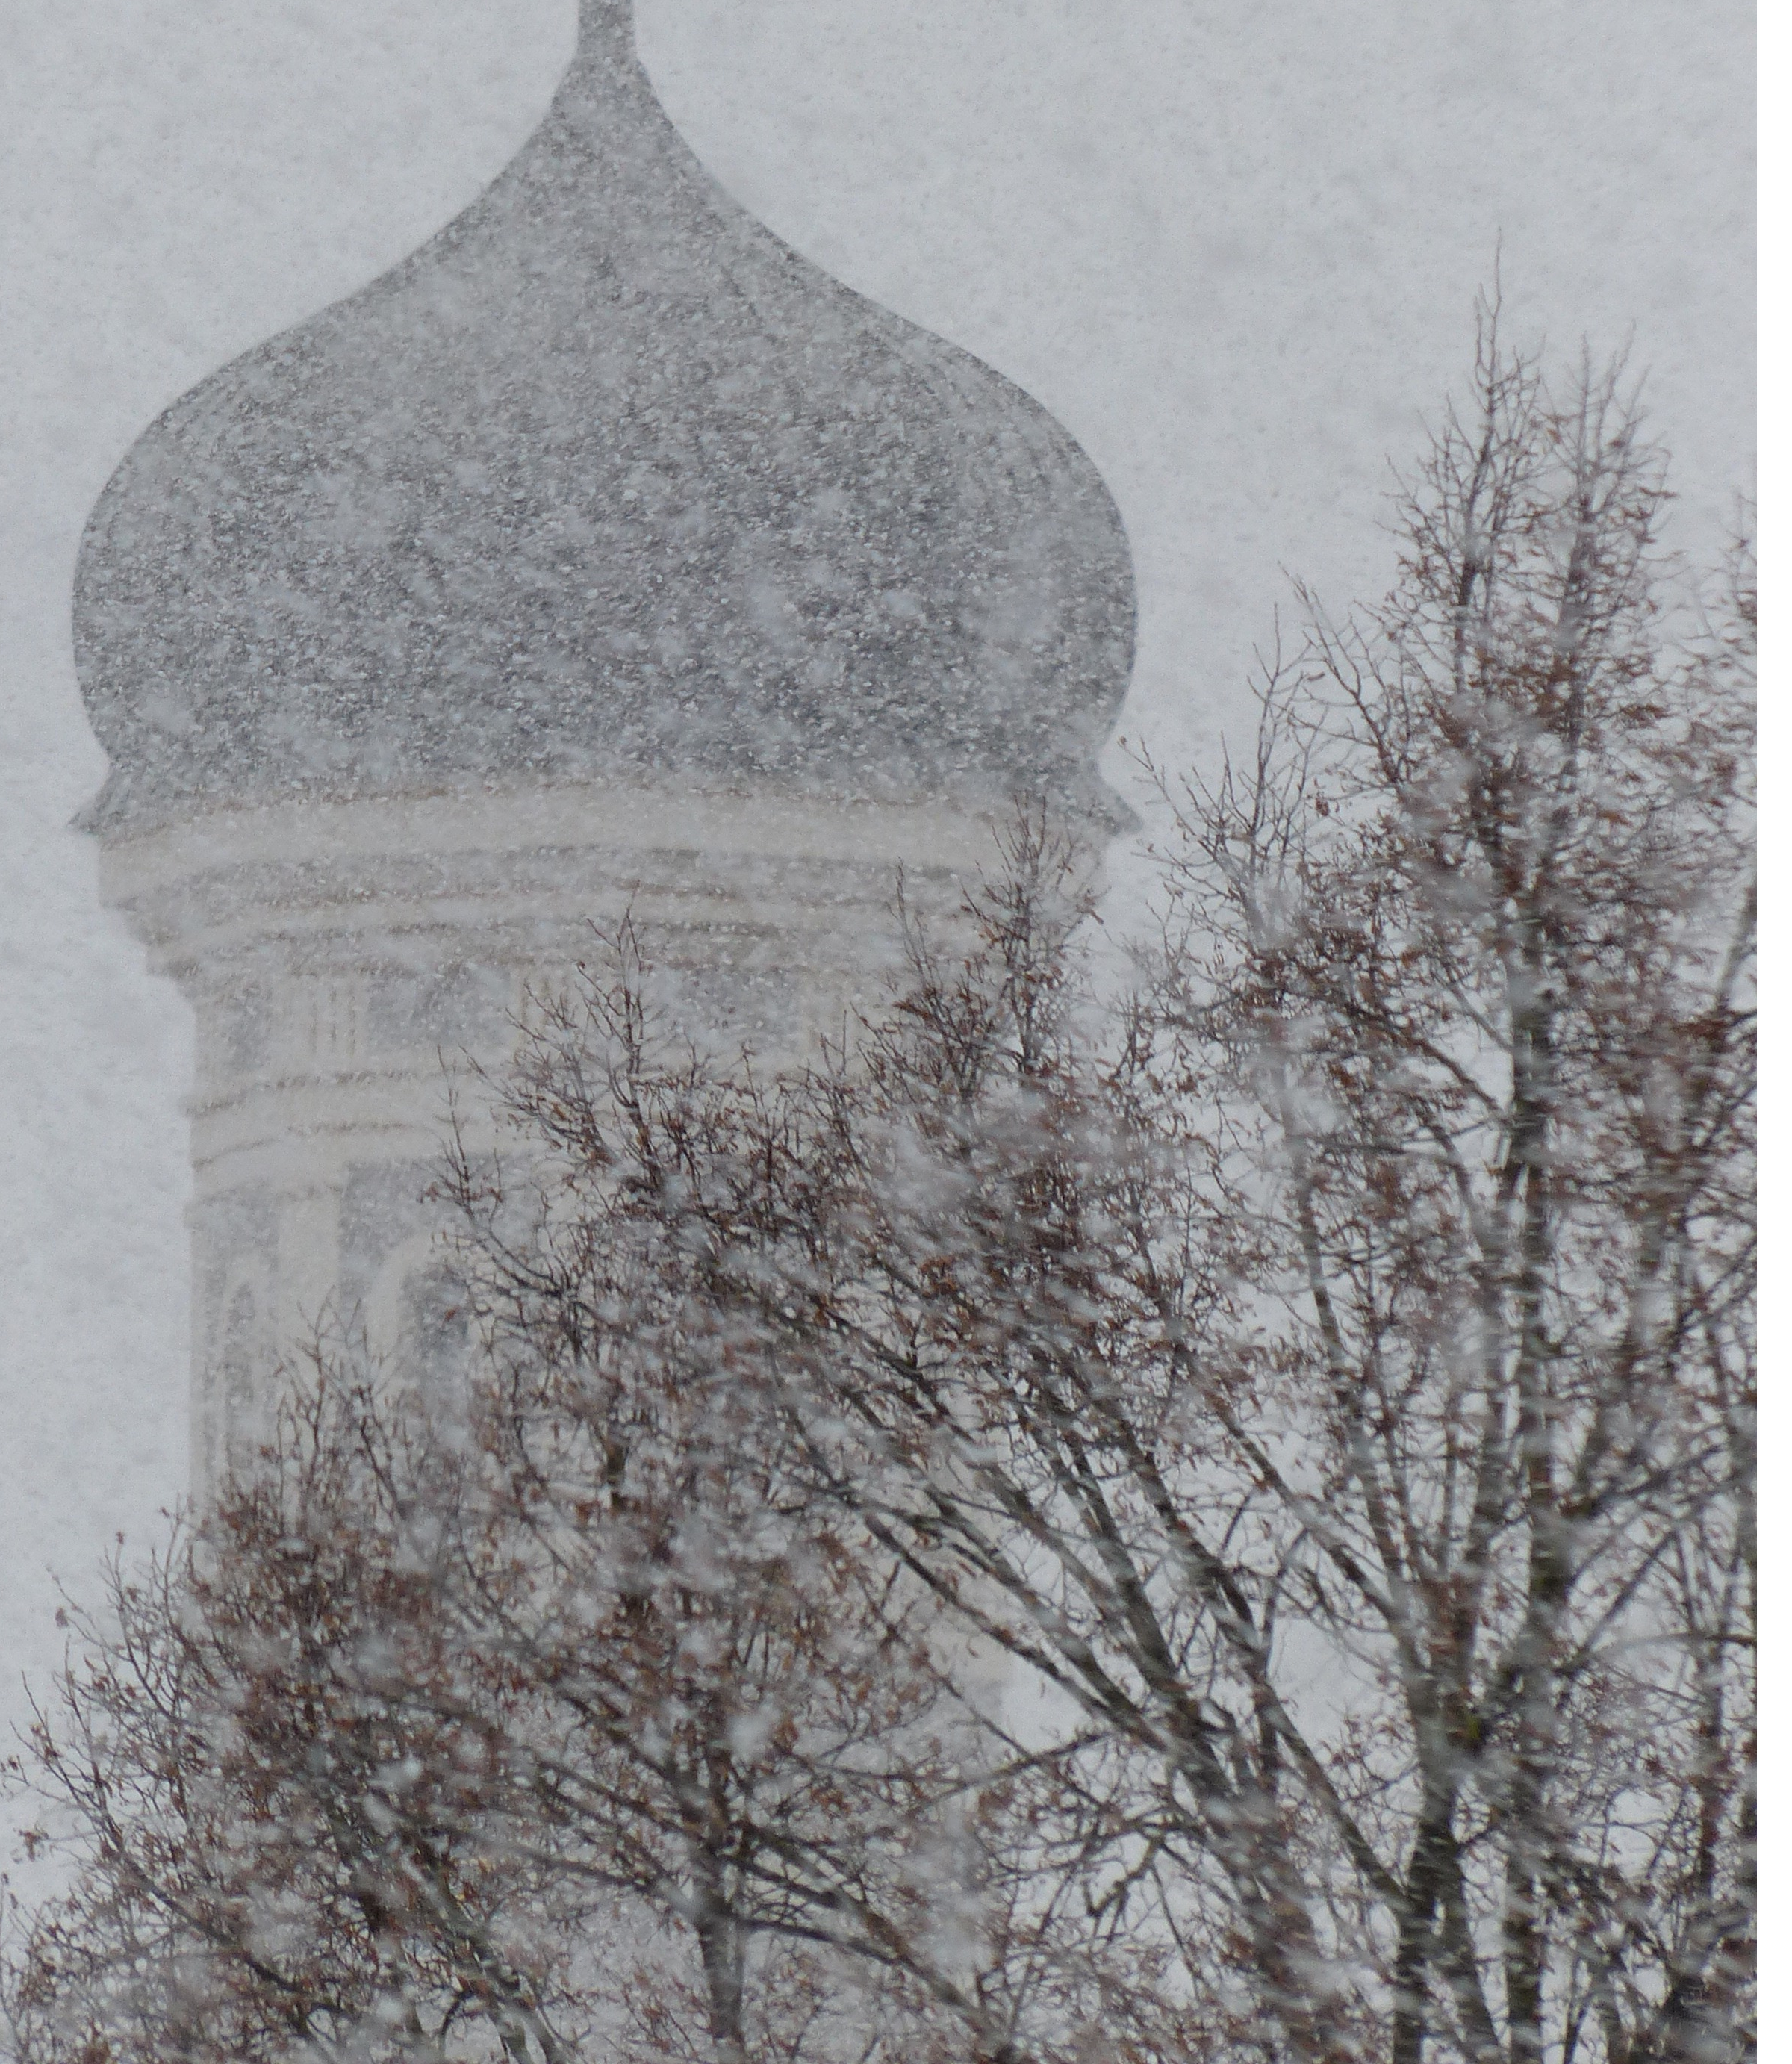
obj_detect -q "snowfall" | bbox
[0,0,1752,1830]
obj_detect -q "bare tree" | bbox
[1132,319,1755,2064]
[1139,323,1756,2064]
[433,935,1113,2064]
[442,314,1750,2064]
[3,1370,582,2064]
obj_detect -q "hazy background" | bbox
[0,0,1751,1767]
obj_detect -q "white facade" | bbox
[99,781,1004,1489]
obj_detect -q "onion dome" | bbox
[73,0,1135,832]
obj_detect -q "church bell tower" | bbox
[70,0,1136,1491]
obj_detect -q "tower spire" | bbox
[72,0,1135,1496]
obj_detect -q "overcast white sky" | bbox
[0,0,1751,1769]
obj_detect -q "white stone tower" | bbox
[70,0,1136,1493]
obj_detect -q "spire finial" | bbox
[578,0,635,52]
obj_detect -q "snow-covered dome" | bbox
[73,0,1135,831]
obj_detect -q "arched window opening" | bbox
[396,1261,474,1407]
[218,1281,261,1479]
